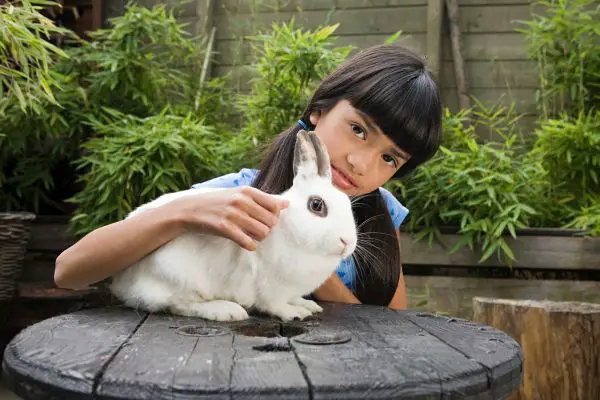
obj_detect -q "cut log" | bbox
[472,297,600,400]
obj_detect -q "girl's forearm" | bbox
[313,273,361,304]
[54,205,186,291]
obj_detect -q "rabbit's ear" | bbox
[293,130,332,180]
[293,130,319,178]
[307,130,331,179]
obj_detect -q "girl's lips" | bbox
[331,165,357,190]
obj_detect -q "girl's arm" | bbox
[388,229,407,309]
[313,273,361,304]
[313,229,407,309]
[388,266,407,309]
[55,187,288,290]
[55,205,186,290]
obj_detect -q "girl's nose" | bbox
[346,151,370,176]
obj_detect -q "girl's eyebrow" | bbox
[355,109,410,160]
[390,147,410,161]
[356,109,378,134]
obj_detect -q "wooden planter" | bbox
[400,227,600,318]
[14,218,600,321]
[1,216,111,360]
[0,213,36,302]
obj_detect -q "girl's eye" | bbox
[351,123,366,140]
[382,154,398,168]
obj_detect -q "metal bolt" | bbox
[293,331,351,345]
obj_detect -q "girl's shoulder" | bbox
[378,186,409,230]
[191,168,258,189]
[191,169,409,229]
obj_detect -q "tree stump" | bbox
[472,297,600,400]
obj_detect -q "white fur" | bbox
[110,132,357,322]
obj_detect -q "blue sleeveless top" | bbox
[192,168,409,291]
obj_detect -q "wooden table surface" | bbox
[2,303,523,399]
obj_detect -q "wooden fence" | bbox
[104,0,547,136]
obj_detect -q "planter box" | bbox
[400,227,600,318]
[399,227,600,270]
[22,216,74,283]
[404,275,600,319]
[21,218,600,319]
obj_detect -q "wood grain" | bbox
[2,303,522,399]
[473,298,600,400]
[446,0,471,110]
[216,0,428,14]
[2,306,146,399]
[407,310,523,399]
[405,275,600,319]
[212,32,531,67]
[426,0,444,78]
[230,329,308,399]
[214,0,531,15]
[399,232,600,270]
[211,4,540,40]
[96,313,223,399]
[291,303,490,398]
[213,7,428,40]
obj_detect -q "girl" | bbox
[54,44,442,310]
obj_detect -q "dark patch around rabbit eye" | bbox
[307,196,327,217]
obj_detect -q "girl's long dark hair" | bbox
[252,45,442,305]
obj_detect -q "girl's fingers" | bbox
[242,187,289,217]
[220,220,257,251]
[240,196,280,228]
[229,209,271,242]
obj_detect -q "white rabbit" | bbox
[109,130,358,322]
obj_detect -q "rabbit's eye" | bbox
[307,196,328,217]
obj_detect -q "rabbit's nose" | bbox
[340,237,351,253]
[339,237,356,256]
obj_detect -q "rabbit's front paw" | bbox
[288,297,323,313]
[171,300,249,321]
[263,303,313,322]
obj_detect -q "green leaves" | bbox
[236,19,351,150]
[78,2,205,117]
[0,0,76,113]
[528,110,600,228]
[68,112,229,237]
[516,0,600,117]
[387,101,547,264]
[1,1,232,216]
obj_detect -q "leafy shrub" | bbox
[0,0,74,113]
[73,2,205,117]
[529,111,600,199]
[564,195,600,236]
[517,0,600,117]
[387,101,548,263]
[68,112,229,237]
[0,73,88,212]
[1,1,232,215]
[237,19,352,142]
[526,111,600,229]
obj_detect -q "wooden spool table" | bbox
[2,303,523,399]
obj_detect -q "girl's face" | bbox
[310,99,411,197]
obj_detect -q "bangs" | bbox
[305,44,442,177]
[349,66,442,168]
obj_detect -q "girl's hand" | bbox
[171,186,290,251]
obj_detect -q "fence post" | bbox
[426,0,444,81]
